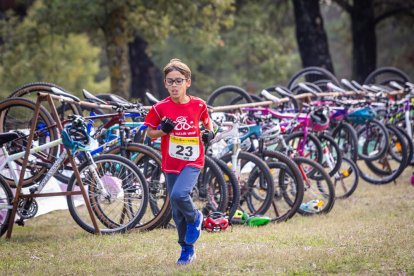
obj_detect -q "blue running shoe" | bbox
[176,246,195,265]
[184,210,203,245]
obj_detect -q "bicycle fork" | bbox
[84,152,112,202]
[231,137,242,181]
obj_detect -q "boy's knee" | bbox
[170,191,187,204]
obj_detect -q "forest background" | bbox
[0,0,412,102]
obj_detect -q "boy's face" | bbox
[164,70,191,101]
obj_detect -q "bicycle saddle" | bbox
[0,132,19,146]
[145,92,160,105]
[50,87,81,102]
[82,89,107,104]
[96,94,130,105]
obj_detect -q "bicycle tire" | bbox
[209,156,241,220]
[0,176,13,237]
[293,157,335,215]
[195,155,229,216]
[317,133,343,178]
[287,66,340,90]
[394,118,414,165]
[284,131,323,164]
[356,119,389,161]
[207,85,253,107]
[331,121,358,162]
[220,151,274,216]
[333,157,359,199]
[9,82,82,119]
[255,150,304,222]
[360,125,409,185]
[0,98,59,188]
[230,94,262,105]
[155,156,231,229]
[106,143,170,231]
[394,125,414,166]
[66,154,149,234]
[364,67,411,86]
[366,125,409,170]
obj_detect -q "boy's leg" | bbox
[166,173,186,245]
[167,169,198,265]
[169,166,201,244]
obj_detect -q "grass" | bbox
[1,168,414,275]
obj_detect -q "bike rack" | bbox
[6,93,100,238]
[208,90,405,112]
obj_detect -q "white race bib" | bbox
[168,135,200,161]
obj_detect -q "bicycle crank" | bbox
[17,198,38,219]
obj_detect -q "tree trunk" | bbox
[102,8,130,99]
[350,0,376,82]
[0,0,32,45]
[128,34,167,104]
[292,0,335,74]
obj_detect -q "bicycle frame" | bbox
[0,137,110,198]
[0,138,62,186]
[242,107,316,158]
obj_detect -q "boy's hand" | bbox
[161,118,175,134]
[202,130,215,144]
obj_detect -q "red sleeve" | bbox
[144,106,161,128]
[199,102,210,126]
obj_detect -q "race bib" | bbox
[169,135,200,161]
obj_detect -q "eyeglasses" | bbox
[165,78,187,86]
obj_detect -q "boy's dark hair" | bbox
[163,58,191,79]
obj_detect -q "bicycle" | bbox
[0,113,149,236]
[240,108,336,214]
[210,114,306,221]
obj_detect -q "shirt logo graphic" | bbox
[174,116,195,131]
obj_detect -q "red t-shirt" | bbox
[144,96,211,174]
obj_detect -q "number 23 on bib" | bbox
[168,135,200,161]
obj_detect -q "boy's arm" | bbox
[146,127,167,139]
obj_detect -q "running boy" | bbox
[144,58,214,265]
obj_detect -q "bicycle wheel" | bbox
[0,176,13,237]
[106,143,170,231]
[9,82,82,120]
[207,85,253,107]
[394,125,414,166]
[364,67,411,86]
[256,150,304,222]
[287,66,340,91]
[360,125,409,185]
[284,131,323,163]
[356,119,389,161]
[66,154,149,234]
[331,121,358,162]
[333,157,359,199]
[317,133,343,177]
[194,156,229,216]
[230,94,262,105]
[0,98,59,188]
[394,118,414,165]
[220,151,274,216]
[209,156,241,220]
[294,157,335,215]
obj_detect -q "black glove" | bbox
[202,130,215,144]
[160,118,175,134]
